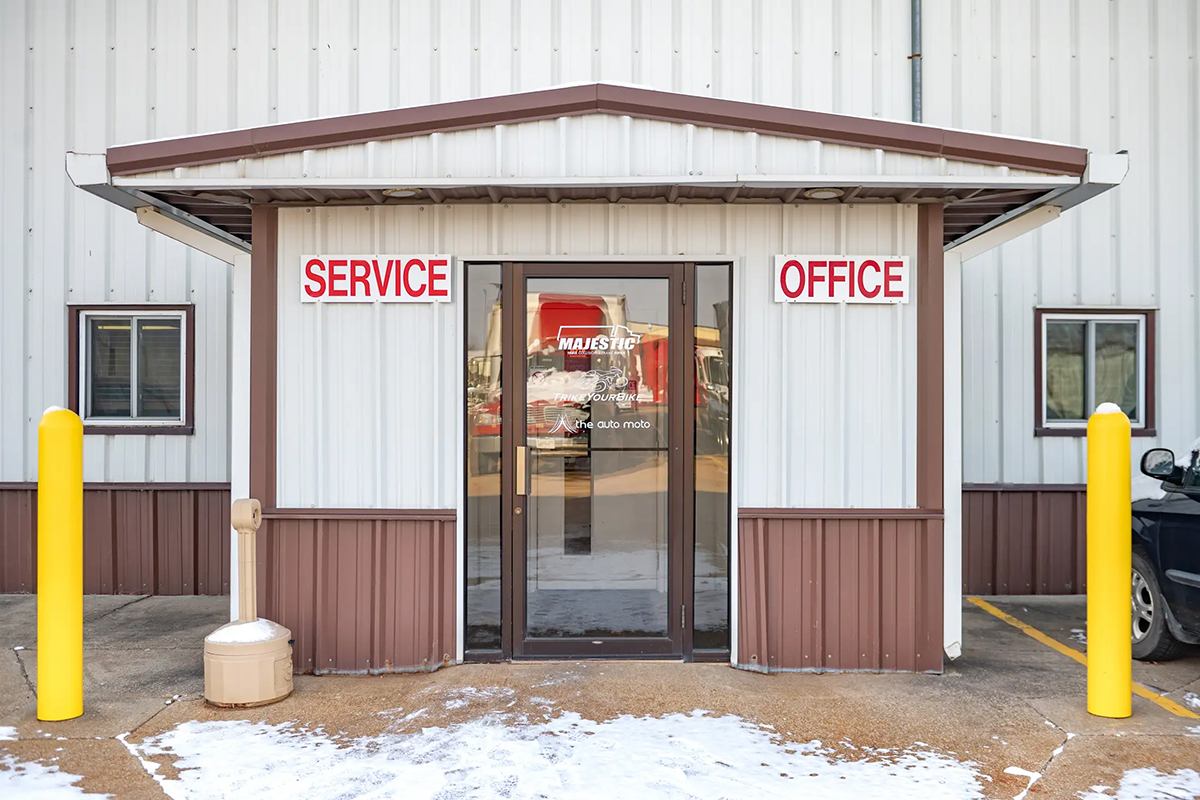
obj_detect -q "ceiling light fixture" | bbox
[803,188,844,200]
[382,188,421,198]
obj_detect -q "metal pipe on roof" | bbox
[911,0,922,123]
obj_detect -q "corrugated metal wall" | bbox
[1,0,232,483]
[257,515,456,674]
[738,513,943,672]
[962,485,1087,595]
[0,485,230,594]
[275,203,918,510]
[6,0,1195,495]
[934,0,1200,483]
[132,114,1045,184]
[1,0,915,486]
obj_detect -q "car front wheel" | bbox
[1131,549,1187,661]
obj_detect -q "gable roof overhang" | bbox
[69,84,1124,255]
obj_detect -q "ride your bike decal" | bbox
[528,367,640,403]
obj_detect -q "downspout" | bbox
[911,0,922,123]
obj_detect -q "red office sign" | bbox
[300,255,452,303]
[774,255,910,304]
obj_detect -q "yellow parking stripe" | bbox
[967,596,1200,720]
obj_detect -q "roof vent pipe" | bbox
[910,0,922,123]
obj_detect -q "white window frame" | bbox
[79,308,188,428]
[1040,311,1147,430]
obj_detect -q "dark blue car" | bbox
[1132,445,1200,660]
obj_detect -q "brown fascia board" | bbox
[107,83,1088,177]
[107,85,600,176]
[594,85,946,158]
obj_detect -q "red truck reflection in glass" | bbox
[466,291,728,475]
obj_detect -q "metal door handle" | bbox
[516,445,527,496]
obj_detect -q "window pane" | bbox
[1184,451,1200,490]
[1045,321,1086,421]
[694,264,731,651]
[1094,322,1139,422]
[137,318,182,418]
[465,264,502,651]
[88,317,132,417]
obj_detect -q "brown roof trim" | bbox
[0,482,231,491]
[962,483,1087,492]
[737,508,944,520]
[262,508,457,521]
[108,84,1088,177]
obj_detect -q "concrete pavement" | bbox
[1,593,1197,798]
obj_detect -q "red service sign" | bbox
[301,255,452,303]
[774,255,910,304]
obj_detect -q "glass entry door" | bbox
[512,265,684,657]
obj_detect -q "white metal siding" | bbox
[275,203,918,509]
[7,0,1195,491]
[123,116,1057,185]
[1,0,231,483]
[3,0,910,486]
[927,0,1200,484]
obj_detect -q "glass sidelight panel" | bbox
[465,263,503,651]
[1045,321,1087,421]
[693,264,731,650]
[1094,321,1139,419]
[524,277,671,639]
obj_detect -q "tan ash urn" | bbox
[203,498,293,707]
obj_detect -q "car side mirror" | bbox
[1140,448,1183,482]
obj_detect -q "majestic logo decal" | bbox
[556,325,641,354]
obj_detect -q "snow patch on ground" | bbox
[0,753,105,798]
[1070,628,1088,646]
[129,710,989,800]
[1005,765,1041,800]
[0,726,16,741]
[205,619,278,644]
[376,707,428,727]
[1077,768,1200,799]
[1183,692,1199,710]
[440,686,517,710]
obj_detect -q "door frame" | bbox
[500,261,697,660]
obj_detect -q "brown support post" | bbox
[916,204,944,511]
[249,206,279,510]
[249,207,279,616]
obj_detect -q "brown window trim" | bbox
[1033,307,1156,438]
[67,303,196,436]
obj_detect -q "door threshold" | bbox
[510,657,687,663]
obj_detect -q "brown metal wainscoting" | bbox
[256,510,456,675]
[0,483,230,595]
[737,509,944,674]
[962,484,1087,595]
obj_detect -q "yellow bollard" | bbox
[37,407,84,721]
[1086,403,1132,719]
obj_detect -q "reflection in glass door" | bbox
[516,271,679,656]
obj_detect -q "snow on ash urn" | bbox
[203,498,294,707]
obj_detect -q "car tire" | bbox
[1131,548,1188,662]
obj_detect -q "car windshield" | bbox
[1186,449,1200,489]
